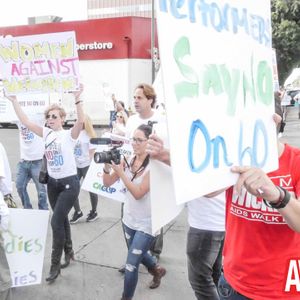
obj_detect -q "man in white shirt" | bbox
[0,142,12,300]
[146,134,225,300]
[15,118,48,210]
[121,83,165,265]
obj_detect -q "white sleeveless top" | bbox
[122,164,154,236]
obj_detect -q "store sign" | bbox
[76,41,113,51]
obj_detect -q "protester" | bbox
[116,100,130,117]
[124,83,165,263]
[147,104,300,299]
[6,85,84,283]
[15,117,48,210]
[146,133,225,299]
[214,111,300,300]
[112,110,128,136]
[70,114,99,224]
[103,124,166,300]
[0,142,12,300]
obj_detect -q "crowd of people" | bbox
[1,83,300,300]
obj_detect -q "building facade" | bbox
[0,17,156,125]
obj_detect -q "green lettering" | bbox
[0,41,19,62]
[218,64,240,116]
[202,64,223,95]
[173,36,199,102]
[24,240,33,253]
[256,61,272,105]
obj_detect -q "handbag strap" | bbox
[45,130,56,149]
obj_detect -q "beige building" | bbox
[87,0,152,19]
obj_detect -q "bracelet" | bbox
[75,100,82,105]
[263,186,291,209]
[103,168,110,174]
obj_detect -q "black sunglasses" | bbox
[46,114,58,120]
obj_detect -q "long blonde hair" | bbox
[116,110,128,126]
[84,114,96,138]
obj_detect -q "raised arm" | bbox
[70,84,85,139]
[5,95,43,137]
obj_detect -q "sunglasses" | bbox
[116,115,123,118]
[46,114,59,120]
[130,137,148,144]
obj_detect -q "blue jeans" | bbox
[187,227,224,300]
[218,274,251,300]
[16,160,48,210]
[122,223,156,299]
[109,110,116,128]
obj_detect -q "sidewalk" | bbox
[10,182,193,300]
[8,105,300,300]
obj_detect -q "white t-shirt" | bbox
[122,165,154,236]
[43,127,77,179]
[112,123,126,136]
[17,119,44,160]
[74,130,96,168]
[125,110,164,138]
[187,192,225,231]
[0,143,12,195]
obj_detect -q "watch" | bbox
[263,186,291,209]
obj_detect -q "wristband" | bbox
[75,100,82,105]
[103,168,110,174]
[263,186,291,209]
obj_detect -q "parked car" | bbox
[281,89,300,106]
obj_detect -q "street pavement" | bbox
[1,127,193,300]
[1,105,300,300]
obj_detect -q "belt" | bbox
[21,159,42,163]
[48,174,78,181]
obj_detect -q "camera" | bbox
[91,138,123,164]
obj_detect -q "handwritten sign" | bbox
[3,209,49,287]
[156,0,278,203]
[0,31,79,95]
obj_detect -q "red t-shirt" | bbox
[224,144,300,299]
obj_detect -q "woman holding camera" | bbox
[6,86,84,283]
[103,124,166,300]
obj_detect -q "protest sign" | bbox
[0,31,79,95]
[156,0,278,204]
[3,209,49,287]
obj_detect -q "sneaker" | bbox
[70,211,83,224]
[118,265,126,274]
[86,211,99,222]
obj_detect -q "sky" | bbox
[0,0,87,27]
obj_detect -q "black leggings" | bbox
[47,175,80,245]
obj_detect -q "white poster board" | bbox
[150,119,184,233]
[0,31,79,95]
[3,209,49,287]
[156,0,278,204]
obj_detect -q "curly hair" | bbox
[135,83,157,108]
[44,104,66,119]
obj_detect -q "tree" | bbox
[271,0,300,84]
